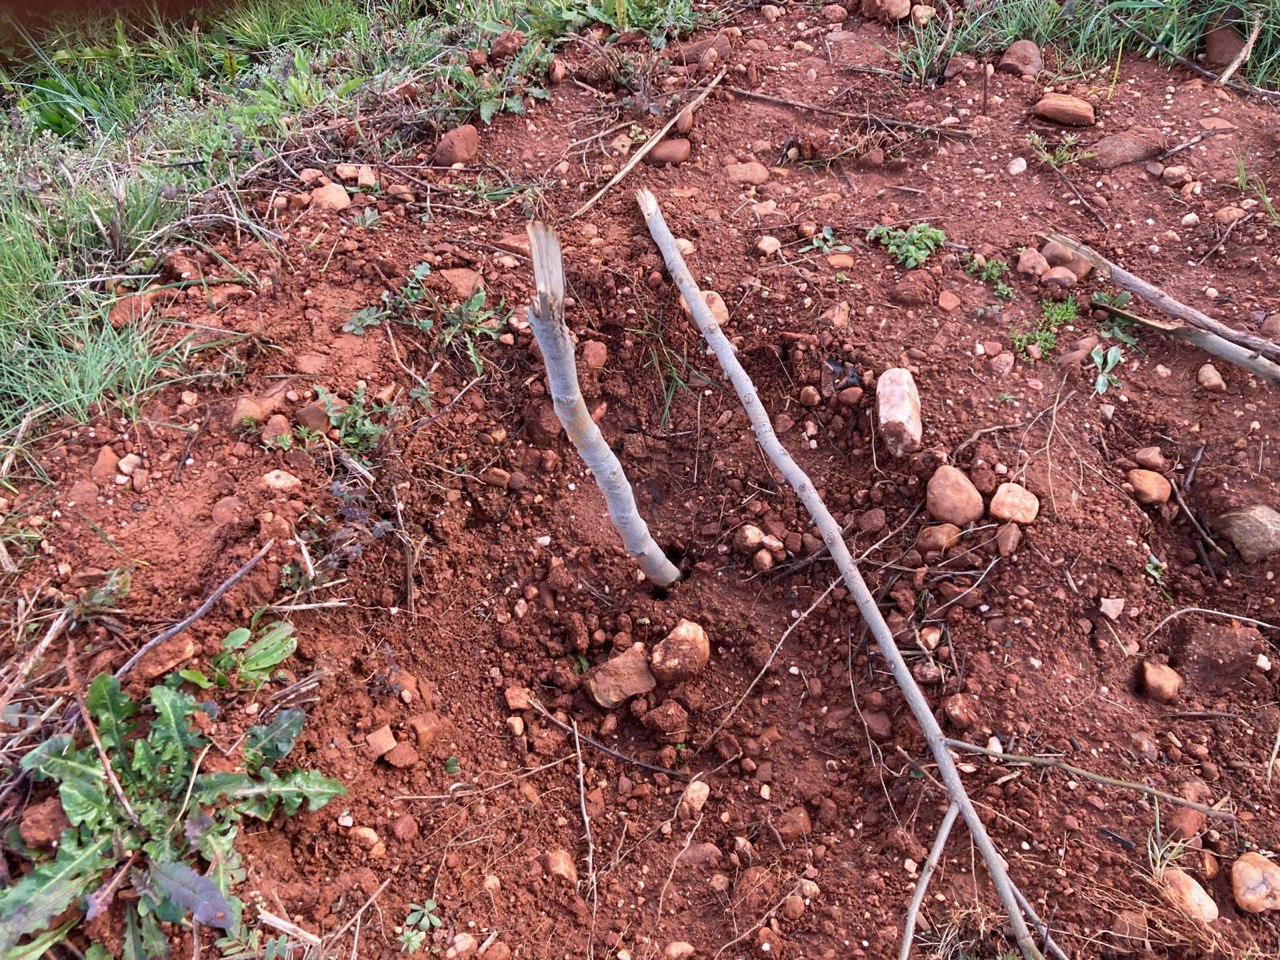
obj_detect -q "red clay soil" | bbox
[5,7,1280,960]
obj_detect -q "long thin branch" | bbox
[526,223,680,586]
[638,188,1044,960]
[943,739,1233,819]
[114,540,274,680]
[571,68,726,219]
[1218,9,1263,87]
[899,802,959,960]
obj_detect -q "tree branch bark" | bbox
[526,222,680,587]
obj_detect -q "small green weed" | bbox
[397,900,444,953]
[995,392,1017,405]
[526,0,698,47]
[345,264,506,376]
[0,667,343,956]
[867,222,946,268]
[799,225,852,255]
[1041,297,1079,328]
[1092,290,1139,345]
[318,385,392,460]
[180,617,297,690]
[1008,298,1078,359]
[1090,344,1124,395]
[964,253,1015,301]
[444,756,461,776]
[1231,161,1280,227]
[1027,131,1094,169]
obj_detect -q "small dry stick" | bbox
[529,698,688,777]
[115,540,274,680]
[943,739,1232,819]
[526,223,679,586]
[0,609,70,721]
[1217,8,1264,87]
[259,910,322,948]
[658,810,704,916]
[695,578,839,757]
[571,68,727,219]
[725,86,973,138]
[571,720,597,901]
[1141,606,1279,643]
[899,802,959,960]
[639,187,1045,960]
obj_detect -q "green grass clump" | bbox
[899,0,1280,90]
[1009,297,1080,359]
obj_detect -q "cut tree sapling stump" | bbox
[525,222,681,588]
[637,188,1048,960]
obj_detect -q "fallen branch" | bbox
[1218,9,1264,87]
[571,68,726,219]
[525,224,680,586]
[639,187,1046,960]
[726,86,974,138]
[1045,231,1280,375]
[899,802,959,960]
[1095,302,1280,383]
[943,739,1233,819]
[114,540,275,680]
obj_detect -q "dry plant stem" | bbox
[259,910,322,948]
[571,68,727,219]
[638,188,1044,960]
[1142,606,1279,643]
[943,739,1231,819]
[571,720,598,900]
[1218,12,1262,87]
[529,698,688,777]
[725,86,973,137]
[114,540,275,680]
[0,609,70,721]
[899,802,959,960]
[525,223,679,586]
[695,578,839,758]
[1044,231,1280,371]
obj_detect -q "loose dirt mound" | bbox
[5,8,1280,960]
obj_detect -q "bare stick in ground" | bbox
[638,187,1046,960]
[525,223,680,587]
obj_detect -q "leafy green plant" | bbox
[800,225,852,255]
[444,756,461,776]
[995,392,1017,405]
[867,222,946,268]
[1145,553,1166,582]
[1027,131,1094,169]
[1041,297,1079,328]
[525,0,698,48]
[0,673,343,957]
[434,289,508,376]
[965,253,1015,301]
[318,384,392,459]
[397,900,444,952]
[183,618,296,690]
[1090,344,1124,395]
[1092,290,1139,345]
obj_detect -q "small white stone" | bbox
[1181,212,1200,227]
[1007,157,1027,175]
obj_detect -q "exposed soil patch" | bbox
[5,8,1280,960]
